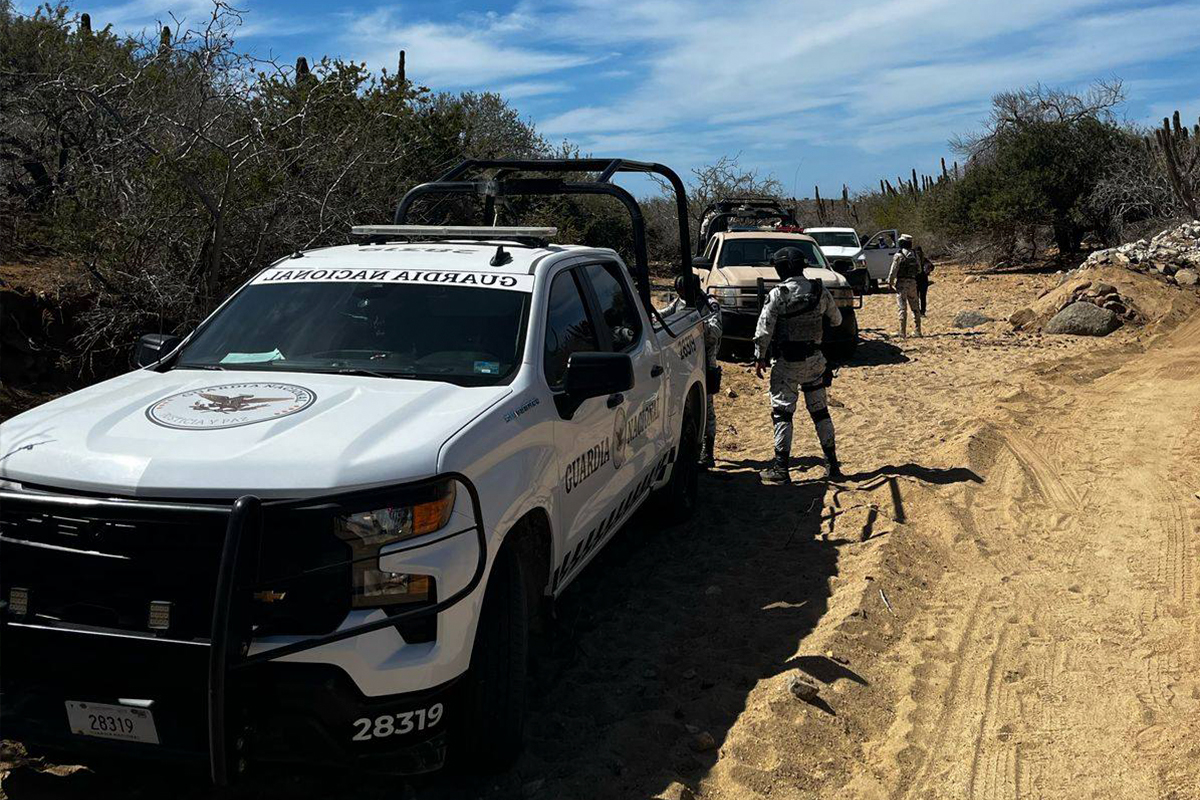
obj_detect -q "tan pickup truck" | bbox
[695,229,861,359]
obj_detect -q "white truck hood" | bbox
[0,369,510,498]
[715,265,849,288]
[818,246,863,260]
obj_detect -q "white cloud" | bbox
[340,7,599,87]
[498,80,573,99]
[521,0,1199,174]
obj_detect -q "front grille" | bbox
[0,497,352,640]
[1,506,226,639]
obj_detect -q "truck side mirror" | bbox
[555,352,634,419]
[133,333,183,367]
[691,256,712,271]
[563,352,634,401]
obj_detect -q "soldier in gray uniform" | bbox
[887,233,923,337]
[753,247,844,483]
[663,277,723,468]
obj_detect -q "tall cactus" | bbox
[1152,111,1198,219]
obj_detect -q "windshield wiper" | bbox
[326,367,417,379]
[176,364,228,371]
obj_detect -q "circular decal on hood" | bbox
[146,382,316,430]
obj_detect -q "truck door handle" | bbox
[650,365,664,378]
[607,393,624,408]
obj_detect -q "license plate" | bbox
[65,701,160,744]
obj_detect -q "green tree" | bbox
[934,82,1129,255]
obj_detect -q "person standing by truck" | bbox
[887,233,923,337]
[914,244,934,314]
[753,247,845,483]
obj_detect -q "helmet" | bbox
[771,246,810,280]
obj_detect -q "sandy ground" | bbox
[3,261,1200,799]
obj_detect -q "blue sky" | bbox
[75,0,1200,197]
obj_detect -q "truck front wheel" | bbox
[649,403,700,525]
[454,544,529,772]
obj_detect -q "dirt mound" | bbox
[0,258,95,413]
[1008,264,1196,334]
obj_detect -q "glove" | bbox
[755,360,768,379]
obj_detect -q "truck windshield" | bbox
[807,231,860,249]
[719,239,829,268]
[175,281,530,386]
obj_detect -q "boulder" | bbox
[1175,268,1199,287]
[952,310,992,328]
[1044,302,1122,336]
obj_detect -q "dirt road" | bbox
[3,262,1199,799]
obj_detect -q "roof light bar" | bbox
[351,225,557,238]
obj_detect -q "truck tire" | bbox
[650,404,700,525]
[825,308,859,361]
[454,544,529,772]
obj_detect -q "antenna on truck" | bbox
[391,158,696,313]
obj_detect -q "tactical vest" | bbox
[894,248,922,280]
[771,278,825,360]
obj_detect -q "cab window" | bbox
[543,269,599,388]
[583,262,642,352]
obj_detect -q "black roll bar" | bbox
[696,198,799,255]
[391,158,695,310]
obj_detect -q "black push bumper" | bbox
[719,308,859,343]
[0,475,486,784]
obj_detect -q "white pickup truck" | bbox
[0,160,708,784]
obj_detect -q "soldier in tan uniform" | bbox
[753,247,844,483]
[887,233,923,337]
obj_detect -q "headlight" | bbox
[711,287,738,305]
[333,480,455,608]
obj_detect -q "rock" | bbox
[963,276,980,285]
[1090,282,1117,296]
[726,389,738,398]
[1175,268,1199,286]
[952,310,992,328]
[642,667,658,679]
[705,585,722,596]
[1008,307,1037,330]
[684,723,700,735]
[1044,302,1122,336]
[523,779,546,797]
[688,731,716,752]
[789,674,820,702]
[682,668,697,680]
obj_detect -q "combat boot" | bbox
[899,317,908,338]
[699,432,716,470]
[823,446,845,481]
[914,314,923,337]
[760,450,791,484]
